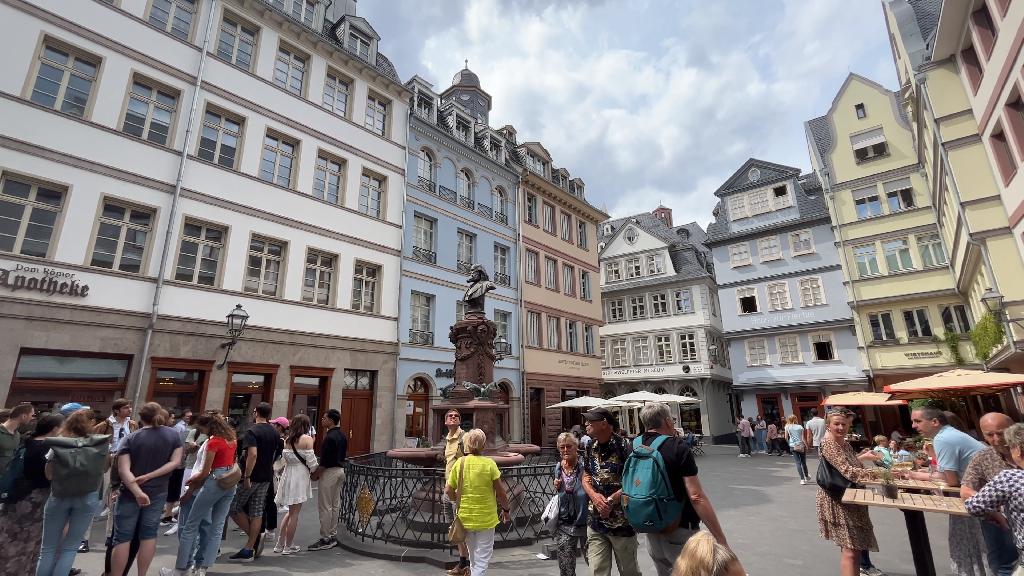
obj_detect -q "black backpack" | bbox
[0,444,28,504]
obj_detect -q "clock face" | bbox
[624,227,638,244]
[748,168,761,182]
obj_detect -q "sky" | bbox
[359,0,899,229]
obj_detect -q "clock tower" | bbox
[440,62,492,124]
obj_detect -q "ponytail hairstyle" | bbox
[287,414,312,471]
[195,414,236,443]
[671,531,742,576]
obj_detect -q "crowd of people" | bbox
[0,398,349,576]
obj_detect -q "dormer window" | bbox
[570,181,584,197]
[488,138,503,161]
[455,117,472,143]
[771,184,791,209]
[526,152,547,176]
[851,128,888,163]
[347,30,371,60]
[415,94,433,119]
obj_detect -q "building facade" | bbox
[706,160,868,427]
[397,67,522,445]
[598,208,734,442]
[511,137,607,446]
[0,0,410,454]
[806,73,983,430]
[884,0,1024,378]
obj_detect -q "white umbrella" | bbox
[610,391,699,404]
[660,394,701,405]
[546,396,627,409]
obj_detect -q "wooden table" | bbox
[843,488,969,576]
[860,478,961,495]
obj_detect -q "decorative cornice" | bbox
[405,194,517,241]
[522,236,599,273]
[400,269,518,305]
[716,264,844,288]
[833,163,920,191]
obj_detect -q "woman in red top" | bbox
[162,415,237,576]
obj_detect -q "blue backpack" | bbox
[621,435,682,533]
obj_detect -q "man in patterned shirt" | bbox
[581,407,640,576]
[962,413,1020,576]
[965,423,1024,576]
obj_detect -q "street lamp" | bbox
[494,334,512,361]
[216,303,249,369]
[981,287,1005,316]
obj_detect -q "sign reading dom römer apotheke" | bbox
[602,364,708,380]
[0,263,90,297]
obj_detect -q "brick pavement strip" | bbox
[74,446,952,575]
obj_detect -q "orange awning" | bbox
[823,392,906,406]
[883,369,1024,399]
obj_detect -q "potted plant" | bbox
[879,469,899,499]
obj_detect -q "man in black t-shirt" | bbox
[637,402,732,576]
[308,408,348,551]
[229,402,282,561]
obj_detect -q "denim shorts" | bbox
[112,492,165,545]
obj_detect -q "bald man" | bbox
[961,412,1019,576]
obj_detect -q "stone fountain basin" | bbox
[386,447,527,467]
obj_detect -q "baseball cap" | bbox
[270,417,290,428]
[582,407,618,427]
[59,402,89,416]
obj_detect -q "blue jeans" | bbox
[36,492,99,576]
[175,468,237,570]
[755,429,767,452]
[981,517,1020,576]
[791,450,809,480]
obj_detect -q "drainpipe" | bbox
[131,0,219,411]
[516,173,528,443]
[392,104,411,451]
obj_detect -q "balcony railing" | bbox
[477,203,493,218]
[408,329,434,346]
[417,177,436,193]
[494,212,509,226]
[458,196,475,211]
[457,260,473,274]
[411,246,436,264]
[438,185,457,204]
[495,272,510,287]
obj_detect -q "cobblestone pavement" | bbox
[73,446,954,575]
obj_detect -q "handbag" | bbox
[217,463,242,489]
[816,453,851,498]
[447,458,467,545]
[793,441,806,453]
[541,494,560,534]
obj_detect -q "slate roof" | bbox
[908,0,943,51]
[597,212,713,291]
[321,16,402,84]
[807,115,832,171]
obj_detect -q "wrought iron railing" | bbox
[476,203,493,218]
[438,185,457,203]
[456,260,473,274]
[412,246,436,264]
[417,177,436,194]
[494,212,509,226]
[458,195,475,211]
[495,272,510,287]
[341,450,559,549]
[408,329,434,346]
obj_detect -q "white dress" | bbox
[274,448,318,506]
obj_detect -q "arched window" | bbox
[417,148,435,183]
[457,168,473,200]
[404,378,430,439]
[492,187,507,216]
[652,387,668,395]
[678,386,702,434]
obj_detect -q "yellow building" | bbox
[805,73,981,410]
[504,131,608,445]
[884,0,1024,375]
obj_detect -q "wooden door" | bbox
[529,387,544,445]
[341,390,373,456]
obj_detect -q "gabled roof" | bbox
[519,142,552,162]
[705,170,828,245]
[338,15,380,41]
[714,158,802,197]
[907,0,942,52]
[597,212,712,287]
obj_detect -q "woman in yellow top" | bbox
[444,429,511,576]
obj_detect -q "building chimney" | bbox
[653,205,673,228]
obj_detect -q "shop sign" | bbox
[0,263,89,297]
[904,351,942,359]
[434,368,455,379]
[603,363,707,379]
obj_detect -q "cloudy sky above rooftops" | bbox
[361,0,897,228]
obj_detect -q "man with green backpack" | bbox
[621,402,732,576]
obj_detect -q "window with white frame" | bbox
[174,221,223,286]
[868,311,896,342]
[747,189,770,215]
[543,203,555,234]
[494,310,510,342]
[883,238,914,272]
[0,175,64,258]
[90,201,153,274]
[351,261,380,313]
[851,128,889,162]
[30,43,99,118]
[492,187,507,217]
[737,286,759,314]
[608,298,625,322]
[632,336,652,365]
[678,332,698,362]
[544,257,558,291]
[286,0,315,26]
[674,288,694,313]
[790,230,813,255]
[217,16,257,71]
[606,261,622,282]
[728,194,747,220]
[584,325,595,355]
[655,335,673,363]
[798,276,826,307]
[148,0,195,40]
[563,264,575,296]
[600,339,608,366]
[546,316,561,350]
[122,78,177,146]
[854,244,880,276]
[526,152,547,176]
[560,212,572,242]
[766,281,792,311]
[903,307,933,338]
[744,338,769,366]
[646,253,665,274]
[197,109,242,168]
[494,244,509,279]
[577,220,589,249]
[456,231,475,272]
[776,334,801,363]
[456,169,473,200]
[322,70,350,116]
[580,270,592,300]
[313,154,344,204]
[527,311,541,347]
[566,320,579,353]
[771,185,792,209]
[917,233,947,268]
[610,338,628,366]
[525,250,539,283]
[260,132,298,187]
[243,236,284,296]
[853,186,883,219]
[629,295,647,319]
[886,184,915,212]
[455,301,467,322]
[273,46,306,95]
[365,94,388,137]
[359,172,384,218]
[940,304,972,334]
[410,292,433,338]
[758,236,781,262]
[625,257,642,279]
[346,29,371,59]
[651,292,669,316]
[525,193,538,225]
[729,242,751,267]
[810,332,836,361]
[302,250,334,305]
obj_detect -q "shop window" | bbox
[10,350,130,414]
[150,363,209,414]
[405,378,430,440]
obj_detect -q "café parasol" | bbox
[610,391,700,404]
[545,396,627,409]
[882,368,1024,399]
[823,391,907,406]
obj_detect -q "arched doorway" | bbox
[678,385,702,434]
[405,377,430,441]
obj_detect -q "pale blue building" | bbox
[395,68,522,445]
[706,159,868,427]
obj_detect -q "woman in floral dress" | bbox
[816,409,878,576]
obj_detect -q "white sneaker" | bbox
[158,568,188,576]
[99,507,110,519]
[800,479,808,485]
[164,523,179,536]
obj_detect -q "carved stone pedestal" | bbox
[449,313,496,385]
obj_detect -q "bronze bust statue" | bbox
[462,264,496,315]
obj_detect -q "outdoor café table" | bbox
[842,487,968,576]
[860,478,961,495]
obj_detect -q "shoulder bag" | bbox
[447,458,467,544]
[217,462,242,489]
[815,452,851,499]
